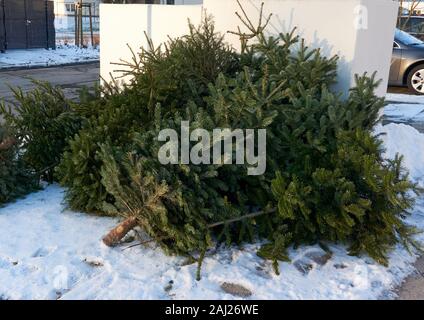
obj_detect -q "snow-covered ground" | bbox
[0,46,99,70]
[378,123,424,185]
[1,97,424,300]
[385,93,424,123]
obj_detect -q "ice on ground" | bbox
[384,104,424,122]
[0,46,99,69]
[386,93,424,105]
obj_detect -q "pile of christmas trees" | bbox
[57,3,420,274]
[0,3,420,275]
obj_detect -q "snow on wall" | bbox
[100,0,398,96]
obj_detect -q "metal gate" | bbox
[0,1,5,52]
[0,0,55,52]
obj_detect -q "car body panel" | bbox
[389,29,424,87]
[390,43,402,84]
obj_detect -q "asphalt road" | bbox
[0,62,100,103]
[387,86,411,95]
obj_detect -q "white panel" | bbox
[100,4,203,84]
[100,0,398,97]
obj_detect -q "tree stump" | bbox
[102,216,138,247]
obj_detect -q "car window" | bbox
[399,17,424,33]
[395,28,424,45]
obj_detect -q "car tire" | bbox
[407,65,424,95]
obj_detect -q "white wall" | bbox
[100,0,398,96]
[353,1,399,93]
[100,4,203,83]
[202,0,398,96]
[174,0,203,4]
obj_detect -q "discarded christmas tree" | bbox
[0,126,38,205]
[0,81,81,182]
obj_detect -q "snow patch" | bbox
[386,93,424,105]
[377,123,424,186]
[0,46,99,69]
[384,103,424,122]
[0,118,424,299]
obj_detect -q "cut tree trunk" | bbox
[102,216,138,247]
[101,208,277,247]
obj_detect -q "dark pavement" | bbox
[0,62,100,103]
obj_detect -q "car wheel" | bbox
[407,65,424,95]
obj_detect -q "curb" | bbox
[0,60,100,72]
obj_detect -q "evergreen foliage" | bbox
[57,3,421,274]
[56,17,239,213]
[0,126,37,205]
[0,81,82,182]
[56,89,142,213]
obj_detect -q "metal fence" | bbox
[53,1,99,46]
[0,0,55,51]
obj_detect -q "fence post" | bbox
[0,0,6,52]
[75,2,79,47]
[45,0,49,49]
[79,1,83,47]
[89,3,93,47]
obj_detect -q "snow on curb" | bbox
[384,104,424,122]
[0,123,423,300]
[0,47,99,70]
[386,93,424,105]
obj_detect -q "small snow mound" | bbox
[376,123,424,185]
